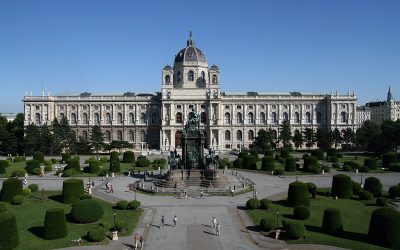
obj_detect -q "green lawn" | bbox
[246,195,390,250]
[7,191,142,250]
[0,161,26,178]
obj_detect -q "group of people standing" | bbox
[133,233,144,249]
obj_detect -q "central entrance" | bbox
[175,130,183,148]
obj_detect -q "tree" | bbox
[279,121,292,149]
[356,121,386,155]
[75,136,92,155]
[90,125,104,154]
[253,129,275,153]
[23,123,40,155]
[316,128,333,151]
[303,128,316,149]
[332,128,342,149]
[342,128,355,145]
[38,124,54,155]
[292,130,303,149]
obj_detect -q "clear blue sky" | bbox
[0,0,399,113]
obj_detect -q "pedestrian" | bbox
[92,181,95,188]
[254,190,258,199]
[134,233,139,249]
[105,182,109,190]
[212,217,217,228]
[200,189,204,199]
[110,184,114,193]
[216,223,221,236]
[161,215,165,228]
[139,235,144,250]
[173,215,177,227]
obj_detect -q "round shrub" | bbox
[359,190,374,200]
[275,169,284,175]
[287,181,310,207]
[364,158,378,170]
[280,149,290,159]
[28,184,39,192]
[311,149,324,160]
[359,166,369,172]
[0,178,23,202]
[382,152,396,169]
[261,156,275,171]
[284,158,296,172]
[136,156,151,168]
[0,211,19,249]
[293,205,310,220]
[70,199,104,223]
[61,153,71,163]
[12,195,24,205]
[306,182,317,198]
[343,165,351,171]
[116,200,129,210]
[322,208,343,235]
[129,200,141,210]
[329,156,338,163]
[62,179,84,204]
[260,198,272,209]
[368,208,400,248]
[10,169,26,178]
[233,158,244,169]
[110,151,119,162]
[22,188,31,196]
[44,160,52,166]
[65,159,80,172]
[123,151,135,163]
[303,156,318,171]
[62,169,77,177]
[88,160,101,173]
[260,214,276,231]
[250,150,260,161]
[238,152,248,159]
[25,159,40,174]
[246,198,260,209]
[282,220,306,239]
[44,165,52,172]
[32,151,45,163]
[0,202,8,213]
[99,222,111,232]
[44,208,67,239]
[308,165,321,174]
[243,155,257,170]
[109,161,121,173]
[388,185,400,199]
[352,181,361,194]
[32,168,42,175]
[332,163,340,168]
[331,174,353,199]
[87,226,107,242]
[376,197,389,207]
[13,156,25,162]
[364,177,382,197]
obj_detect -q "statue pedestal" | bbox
[112,231,118,240]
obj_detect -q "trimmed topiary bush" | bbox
[0,202,8,213]
[293,205,310,220]
[388,185,400,199]
[260,198,272,209]
[88,160,101,173]
[238,152,248,159]
[352,181,361,194]
[260,214,276,231]
[364,177,382,197]
[0,177,23,202]
[264,150,274,157]
[261,156,275,171]
[110,151,119,162]
[280,149,290,159]
[382,152,396,169]
[13,156,26,162]
[364,158,378,170]
[311,149,324,160]
[136,156,151,168]
[306,182,317,199]
[246,198,260,209]
[22,188,31,196]
[331,174,353,199]
[32,151,45,163]
[62,169,77,177]
[65,159,80,172]
[285,158,296,172]
[123,151,135,163]
[243,155,257,170]
[70,199,104,223]
[233,158,244,169]
[129,200,141,210]
[28,184,39,192]
[282,220,306,239]
[11,195,24,205]
[116,200,129,210]
[109,161,121,173]
[61,153,71,163]
[250,150,260,161]
[322,208,343,235]
[376,197,389,207]
[87,226,107,242]
[359,190,374,200]
[62,179,84,204]
[303,156,318,172]
[368,208,400,249]
[287,181,310,207]
[0,211,19,249]
[44,208,67,239]
[25,159,40,174]
[98,222,111,232]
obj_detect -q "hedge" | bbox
[65,159,80,172]
[352,181,361,194]
[116,200,129,210]
[260,198,272,209]
[331,174,353,199]
[260,214,276,231]
[280,149,290,159]
[109,161,121,173]
[32,151,45,163]
[282,220,306,239]
[250,150,260,161]
[261,157,274,171]
[61,153,71,163]
[88,160,101,173]
[293,205,310,220]
[110,151,119,162]
[62,179,84,204]
[0,211,19,249]
[0,163,5,174]
[13,156,25,162]
[359,190,374,200]
[322,208,343,235]
[390,163,400,172]
[368,208,400,248]
[376,197,389,207]
[123,151,135,163]
[25,159,40,174]
[246,198,260,209]
[364,158,378,170]
[0,178,23,202]
[303,156,318,171]
[284,158,296,172]
[311,149,324,160]
[388,185,400,199]
[136,156,151,168]
[382,152,396,169]
[44,208,67,239]
[364,177,382,197]
[233,158,244,169]
[287,181,310,207]
[87,226,107,242]
[264,150,274,157]
[243,155,257,170]
[129,200,141,210]
[0,202,8,213]
[306,182,317,199]
[238,152,248,159]
[70,199,104,223]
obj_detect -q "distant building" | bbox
[355,106,370,129]
[366,87,400,124]
[0,113,17,122]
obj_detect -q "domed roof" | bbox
[174,32,207,64]
[163,64,172,70]
[210,64,219,70]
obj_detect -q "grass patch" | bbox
[0,161,26,178]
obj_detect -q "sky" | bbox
[0,0,399,113]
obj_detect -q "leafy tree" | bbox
[90,125,104,154]
[316,128,333,151]
[75,136,92,155]
[342,128,355,145]
[356,121,386,155]
[303,128,316,149]
[39,124,54,155]
[332,128,342,148]
[23,124,40,155]
[292,130,303,149]
[253,129,275,153]
[279,121,292,149]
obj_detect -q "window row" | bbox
[223,111,326,124]
[57,112,159,125]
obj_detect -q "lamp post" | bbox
[134,187,137,201]
[112,210,118,240]
[113,211,116,230]
[360,173,363,188]
[276,210,280,230]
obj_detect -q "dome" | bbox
[163,65,172,70]
[174,32,207,64]
[210,64,219,71]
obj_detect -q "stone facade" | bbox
[365,87,400,125]
[23,34,357,151]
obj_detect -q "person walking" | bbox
[134,233,140,249]
[139,235,144,250]
[212,217,217,228]
[109,184,114,193]
[161,215,165,228]
[173,215,177,227]
[200,189,204,199]
[216,223,221,236]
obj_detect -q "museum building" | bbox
[23,33,357,152]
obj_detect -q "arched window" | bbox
[140,113,146,124]
[201,71,205,80]
[237,130,243,141]
[140,130,146,142]
[165,75,170,84]
[271,112,277,124]
[128,130,134,142]
[129,113,135,124]
[176,112,183,123]
[94,113,100,125]
[188,70,194,81]
[82,131,88,140]
[236,112,243,124]
[35,113,41,125]
[212,75,217,84]
[248,112,254,124]
[151,112,157,124]
[60,113,65,120]
[82,113,88,125]
[317,112,322,123]
[283,112,289,122]
[224,112,231,124]
[260,112,266,124]
[201,112,206,124]
[117,113,123,124]
[225,130,231,141]
[105,113,112,125]
[117,131,123,141]
[177,71,181,83]
[341,112,347,123]
[71,113,77,124]
[248,130,254,140]
[105,131,111,142]
[295,112,300,124]
[305,112,311,123]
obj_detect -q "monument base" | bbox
[156,169,228,188]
